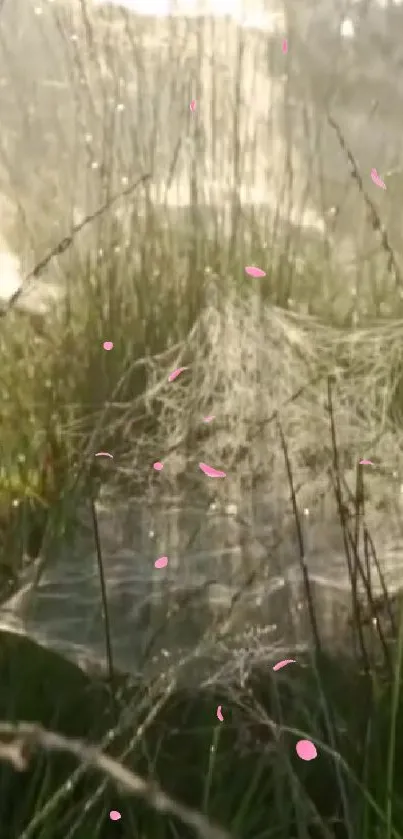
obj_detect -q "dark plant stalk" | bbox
[363,527,397,639]
[340,471,397,649]
[90,495,117,716]
[275,414,322,653]
[276,414,357,834]
[353,461,363,563]
[327,376,371,671]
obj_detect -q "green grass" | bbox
[1,2,403,838]
[1,626,403,839]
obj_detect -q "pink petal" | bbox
[370,169,386,189]
[154,555,168,569]
[296,739,317,761]
[202,415,215,423]
[153,461,164,471]
[245,265,266,278]
[168,366,188,382]
[273,659,296,671]
[199,462,226,478]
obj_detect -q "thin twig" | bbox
[0,172,151,319]
[17,672,180,839]
[327,114,402,292]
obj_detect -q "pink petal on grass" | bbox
[168,366,188,382]
[296,739,317,761]
[199,462,226,478]
[245,265,266,278]
[154,555,168,569]
[273,659,296,671]
[153,461,164,471]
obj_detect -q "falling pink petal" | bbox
[103,341,114,351]
[359,459,374,465]
[216,705,224,722]
[203,415,215,423]
[282,39,288,53]
[273,659,296,671]
[199,462,226,478]
[190,99,196,112]
[109,811,122,821]
[153,461,164,471]
[168,366,188,382]
[371,168,386,190]
[154,555,168,569]
[95,452,114,459]
[296,739,317,761]
[245,265,266,278]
